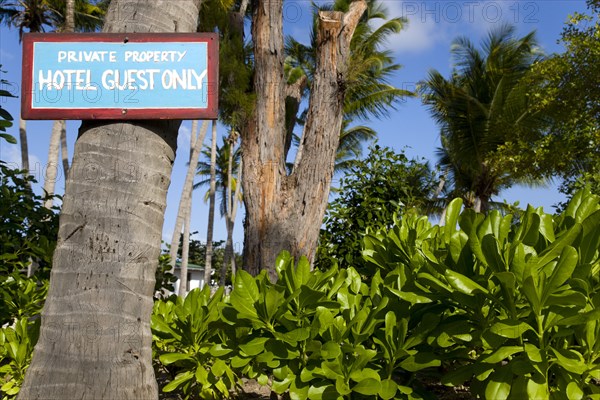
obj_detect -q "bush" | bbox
[153,189,600,399]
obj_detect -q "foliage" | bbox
[152,286,240,399]
[0,66,16,139]
[0,318,40,399]
[0,159,59,278]
[284,0,411,165]
[420,24,547,212]
[194,138,242,219]
[0,0,105,39]
[152,190,600,399]
[364,189,600,399]
[316,145,439,272]
[522,1,600,207]
[154,254,177,301]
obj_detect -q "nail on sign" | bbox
[21,33,219,120]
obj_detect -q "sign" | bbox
[21,33,218,120]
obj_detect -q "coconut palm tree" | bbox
[1,0,104,206]
[420,24,546,213]
[194,131,242,285]
[195,135,242,220]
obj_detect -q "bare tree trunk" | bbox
[65,0,75,33]
[18,1,203,398]
[177,120,200,297]
[178,206,191,296]
[19,118,29,173]
[43,120,62,209]
[220,134,236,286]
[203,120,218,287]
[242,0,367,280]
[60,120,69,180]
[168,120,209,271]
[223,159,242,281]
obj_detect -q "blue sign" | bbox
[22,33,218,120]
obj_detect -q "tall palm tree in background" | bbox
[0,0,104,205]
[420,24,546,213]
[195,132,242,285]
[284,0,410,166]
[195,137,242,219]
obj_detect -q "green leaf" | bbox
[444,198,463,241]
[445,269,489,295]
[551,348,587,374]
[566,382,584,400]
[159,352,194,365]
[352,378,380,396]
[481,346,523,363]
[379,379,398,400]
[388,287,433,304]
[0,133,16,144]
[399,352,441,372]
[542,246,578,301]
[527,379,548,400]
[239,337,269,356]
[484,367,512,400]
[489,321,533,339]
[162,371,194,392]
[231,271,260,319]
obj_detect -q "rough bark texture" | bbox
[168,120,208,271]
[65,0,75,33]
[18,1,202,398]
[203,120,218,286]
[19,118,29,173]
[43,120,62,209]
[242,0,367,280]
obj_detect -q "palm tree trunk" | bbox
[168,120,209,271]
[177,120,200,297]
[223,159,242,280]
[60,120,69,180]
[65,0,75,33]
[204,120,218,287]
[178,207,192,296]
[220,135,235,286]
[42,120,62,208]
[19,118,29,173]
[17,1,203,398]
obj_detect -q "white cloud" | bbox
[376,1,455,54]
[177,123,192,153]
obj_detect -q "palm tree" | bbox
[194,131,242,285]
[420,24,546,213]
[284,0,410,165]
[1,0,104,207]
[195,135,242,220]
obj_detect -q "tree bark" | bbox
[19,118,29,174]
[177,120,201,297]
[18,0,202,398]
[60,120,69,180]
[223,159,242,282]
[168,120,209,271]
[65,0,75,33]
[242,0,367,280]
[203,120,218,287]
[43,120,62,209]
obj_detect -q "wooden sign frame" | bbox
[22,33,219,120]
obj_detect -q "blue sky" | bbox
[0,0,589,250]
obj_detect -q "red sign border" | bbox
[22,32,219,120]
